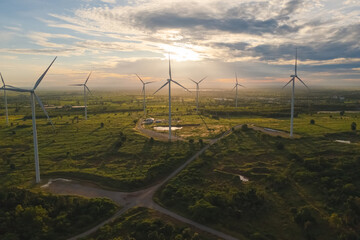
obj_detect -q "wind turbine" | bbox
[0,57,57,183]
[232,73,245,107]
[282,48,310,138]
[189,76,207,112]
[153,55,191,141]
[70,72,92,120]
[136,74,154,117]
[1,73,9,126]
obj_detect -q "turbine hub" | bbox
[290,74,296,77]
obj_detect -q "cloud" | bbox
[2,0,360,87]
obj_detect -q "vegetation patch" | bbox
[0,188,118,240]
[84,207,217,240]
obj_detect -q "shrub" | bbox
[351,122,356,131]
[100,122,104,128]
[241,124,249,131]
[276,142,284,150]
[310,119,315,124]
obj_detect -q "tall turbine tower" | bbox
[136,74,154,117]
[70,72,92,120]
[1,73,9,126]
[282,49,310,137]
[154,55,191,141]
[0,57,57,183]
[232,73,245,107]
[189,76,207,112]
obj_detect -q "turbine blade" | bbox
[145,81,155,85]
[84,71,92,85]
[232,85,236,91]
[69,84,84,86]
[189,78,197,84]
[141,85,144,94]
[282,78,294,89]
[33,56,57,90]
[135,74,144,84]
[153,81,168,95]
[0,72,4,86]
[238,83,246,88]
[85,85,93,95]
[198,76,207,84]
[168,54,172,80]
[296,76,310,90]
[171,80,191,92]
[4,86,29,92]
[235,72,238,84]
[34,93,54,129]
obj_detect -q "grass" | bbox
[1,90,360,239]
[0,108,200,190]
[83,207,218,240]
[155,127,360,239]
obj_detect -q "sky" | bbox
[0,0,359,91]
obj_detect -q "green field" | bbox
[155,126,360,239]
[0,89,359,239]
[84,207,217,240]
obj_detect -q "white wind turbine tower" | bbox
[1,73,9,126]
[153,55,191,141]
[282,48,310,138]
[136,74,154,117]
[189,76,207,112]
[0,57,57,183]
[232,73,245,107]
[70,72,92,120]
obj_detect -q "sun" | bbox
[159,43,202,61]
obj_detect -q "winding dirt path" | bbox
[44,125,241,240]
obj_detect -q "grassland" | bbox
[84,207,217,240]
[0,89,359,239]
[155,127,360,239]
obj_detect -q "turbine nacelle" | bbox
[290,74,296,77]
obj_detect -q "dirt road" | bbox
[44,125,240,240]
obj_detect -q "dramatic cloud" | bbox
[0,0,359,87]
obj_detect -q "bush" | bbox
[351,122,356,131]
[189,199,219,223]
[276,142,284,150]
[241,124,249,131]
[310,119,315,124]
[100,122,104,128]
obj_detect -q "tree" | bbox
[310,119,315,124]
[351,122,356,131]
